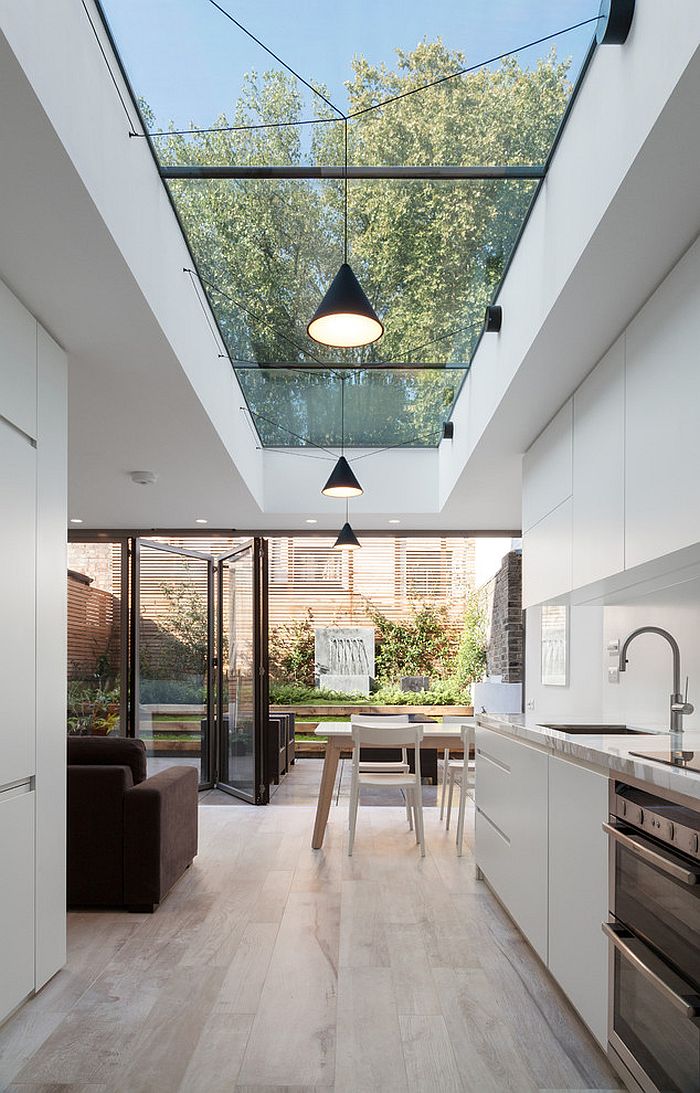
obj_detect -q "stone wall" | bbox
[485,551,523,683]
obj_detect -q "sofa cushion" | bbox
[67,735,148,785]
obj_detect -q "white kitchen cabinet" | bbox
[35,327,67,989]
[522,400,572,533]
[548,754,609,1047]
[624,238,700,569]
[475,727,549,961]
[0,422,36,788]
[0,788,35,1019]
[572,339,625,588]
[0,278,37,439]
[522,497,572,608]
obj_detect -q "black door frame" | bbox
[130,537,216,789]
[215,537,270,804]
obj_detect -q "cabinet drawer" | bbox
[475,725,518,769]
[475,805,512,907]
[475,748,511,836]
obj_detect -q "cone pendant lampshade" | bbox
[307,263,383,348]
[321,455,363,498]
[334,521,361,550]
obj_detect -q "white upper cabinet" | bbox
[572,338,625,587]
[0,423,36,788]
[522,497,572,608]
[625,238,700,570]
[522,400,573,534]
[0,278,37,439]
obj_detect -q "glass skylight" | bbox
[97,0,597,447]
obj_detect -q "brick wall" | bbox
[485,551,523,683]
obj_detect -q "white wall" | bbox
[525,604,604,723]
[0,277,67,1023]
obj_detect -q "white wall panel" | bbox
[0,277,36,439]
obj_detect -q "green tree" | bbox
[147,42,573,446]
[453,592,488,689]
[368,602,455,683]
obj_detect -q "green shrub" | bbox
[269,611,316,686]
[453,592,488,689]
[367,602,457,683]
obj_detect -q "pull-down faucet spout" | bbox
[618,626,694,734]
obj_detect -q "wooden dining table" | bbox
[311,720,474,848]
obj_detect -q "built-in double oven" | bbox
[604,779,700,1093]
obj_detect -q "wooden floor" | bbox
[0,765,622,1092]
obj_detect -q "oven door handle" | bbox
[602,922,700,1021]
[603,821,699,885]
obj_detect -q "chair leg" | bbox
[415,783,426,858]
[456,774,468,857]
[348,777,360,856]
[445,770,455,831]
[405,789,413,830]
[439,748,450,821]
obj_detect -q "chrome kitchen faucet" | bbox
[618,626,694,734]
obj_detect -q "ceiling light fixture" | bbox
[307,122,383,348]
[70,518,83,524]
[195,518,208,524]
[334,500,361,550]
[306,518,318,524]
[596,0,635,44]
[484,305,502,332]
[388,519,400,524]
[322,377,363,497]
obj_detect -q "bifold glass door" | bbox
[217,538,269,803]
[132,540,214,785]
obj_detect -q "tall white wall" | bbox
[0,277,67,1023]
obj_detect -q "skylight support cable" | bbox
[143,13,601,140]
[206,0,346,120]
[81,0,140,136]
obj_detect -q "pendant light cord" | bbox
[340,374,346,456]
[344,118,349,264]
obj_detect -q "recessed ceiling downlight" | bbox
[130,470,158,486]
[70,518,83,524]
[195,518,208,524]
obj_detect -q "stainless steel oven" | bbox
[604,780,700,1092]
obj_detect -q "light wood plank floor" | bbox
[0,772,622,1092]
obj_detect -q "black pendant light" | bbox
[307,121,383,348]
[334,501,361,550]
[321,377,363,497]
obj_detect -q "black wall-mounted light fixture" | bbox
[442,421,454,440]
[484,305,502,333]
[307,122,383,348]
[596,0,635,45]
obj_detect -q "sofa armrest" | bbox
[67,764,133,907]
[123,765,199,909]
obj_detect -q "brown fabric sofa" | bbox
[67,736,198,912]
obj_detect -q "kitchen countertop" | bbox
[476,713,700,802]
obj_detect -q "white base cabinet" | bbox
[548,754,608,1047]
[475,727,609,1046]
[0,789,35,1020]
[475,727,548,961]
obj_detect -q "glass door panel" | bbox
[134,540,213,785]
[217,538,268,802]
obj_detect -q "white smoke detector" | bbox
[130,470,158,486]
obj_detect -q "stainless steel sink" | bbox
[540,723,649,736]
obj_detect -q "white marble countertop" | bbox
[475,713,700,802]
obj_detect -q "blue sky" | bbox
[100,0,596,130]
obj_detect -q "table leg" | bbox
[312,738,342,849]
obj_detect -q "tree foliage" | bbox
[146,41,573,445]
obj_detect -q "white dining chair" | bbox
[445,723,475,857]
[350,714,414,829]
[348,720,425,856]
[439,716,475,822]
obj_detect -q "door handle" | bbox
[603,821,698,885]
[602,922,700,1021]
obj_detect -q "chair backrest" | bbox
[350,719,422,748]
[350,713,410,725]
[67,735,148,785]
